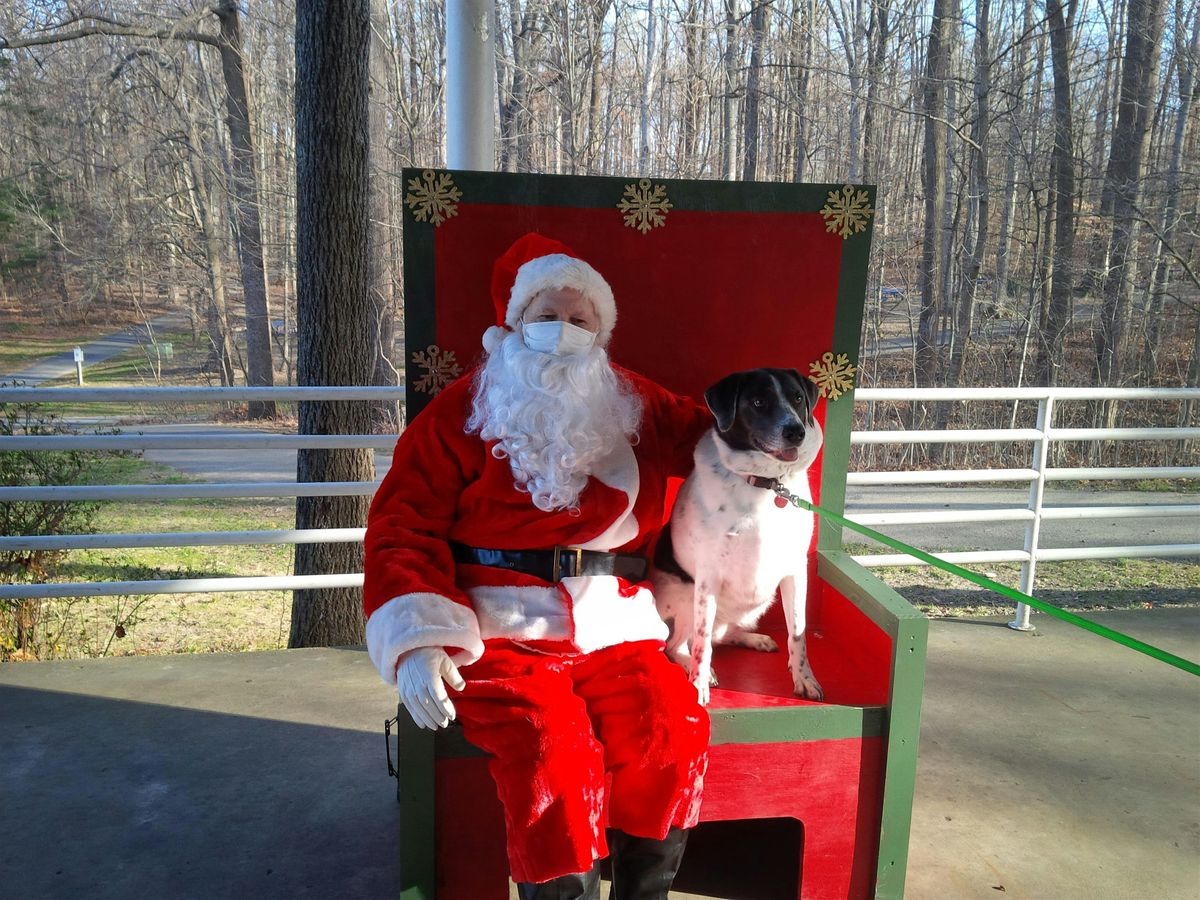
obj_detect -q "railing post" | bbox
[1011,394,1054,631]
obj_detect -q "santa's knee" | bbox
[487,717,606,817]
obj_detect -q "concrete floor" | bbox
[1,608,1197,899]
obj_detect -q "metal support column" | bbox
[446,0,496,171]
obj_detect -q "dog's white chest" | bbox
[671,439,814,604]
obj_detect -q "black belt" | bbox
[450,542,649,583]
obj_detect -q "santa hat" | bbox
[483,233,617,353]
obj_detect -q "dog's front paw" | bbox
[740,631,778,653]
[792,670,824,701]
[691,661,716,705]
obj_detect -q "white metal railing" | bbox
[0,386,390,601]
[2,385,1197,631]
[849,387,1200,630]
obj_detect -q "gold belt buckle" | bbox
[551,545,584,581]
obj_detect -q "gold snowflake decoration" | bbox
[405,170,462,226]
[808,351,857,400]
[819,185,874,239]
[618,178,673,234]
[411,344,463,395]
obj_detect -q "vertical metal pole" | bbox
[74,348,84,386]
[1010,394,1054,631]
[446,0,496,171]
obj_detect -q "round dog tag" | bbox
[775,496,789,509]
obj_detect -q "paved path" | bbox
[2,311,190,385]
[1,609,1196,898]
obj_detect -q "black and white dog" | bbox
[652,368,824,705]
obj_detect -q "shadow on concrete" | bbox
[0,650,401,899]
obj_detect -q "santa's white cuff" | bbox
[366,592,485,685]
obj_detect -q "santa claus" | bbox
[364,233,712,899]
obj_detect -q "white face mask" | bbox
[522,320,597,356]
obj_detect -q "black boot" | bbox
[516,862,602,900]
[607,827,689,900]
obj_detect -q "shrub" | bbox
[0,389,124,658]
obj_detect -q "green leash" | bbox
[765,481,1200,678]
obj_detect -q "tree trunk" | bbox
[1035,0,1077,387]
[792,0,814,181]
[502,0,541,172]
[742,0,768,181]
[584,0,610,173]
[860,0,888,182]
[681,0,702,171]
[637,0,658,172]
[916,0,951,387]
[1096,0,1167,389]
[215,0,277,418]
[183,114,237,388]
[291,0,376,649]
[1143,2,1198,380]
[993,0,1035,316]
[369,0,401,432]
[945,0,990,388]
[721,0,738,181]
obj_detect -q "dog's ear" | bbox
[704,372,744,433]
[798,370,820,412]
[778,368,820,415]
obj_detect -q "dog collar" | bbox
[745,474,790,508]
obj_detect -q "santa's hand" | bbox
[396,647,466,730]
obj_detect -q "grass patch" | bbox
[1132,478,1200,494]
[0,335,89,376]
[29,496,298,658]
[846,543,1200,617]
[6,456,299,660]
[35,329,221,419]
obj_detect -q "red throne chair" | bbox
[389,169,928,899]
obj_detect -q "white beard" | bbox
[466,330,643,512]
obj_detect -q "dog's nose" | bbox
[782,423,805,444]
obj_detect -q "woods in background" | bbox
[0,0,1197,398]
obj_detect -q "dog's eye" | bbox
[751,397,765,408]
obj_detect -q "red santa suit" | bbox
[363,236,713,884]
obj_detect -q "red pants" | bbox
[454,639,710,884]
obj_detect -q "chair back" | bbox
[401,170,876,551]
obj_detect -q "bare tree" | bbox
[1143,1,1199,379]
[1034,0,1078,387]
[1,5,276,413]
[1095,0,1167,390]
[944,0,990,388]
[742,0,769,180]
[916,0,951,387]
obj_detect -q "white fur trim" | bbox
[468,584,571,642]
[507,254,617,347]
[467,578,667,652]
[562,577,668,653]
[578,437,640,551]
[366,593,485,684]
[482,324,509,354]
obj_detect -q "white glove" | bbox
[396,647,466,730]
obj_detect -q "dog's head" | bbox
[704,368,822,470]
